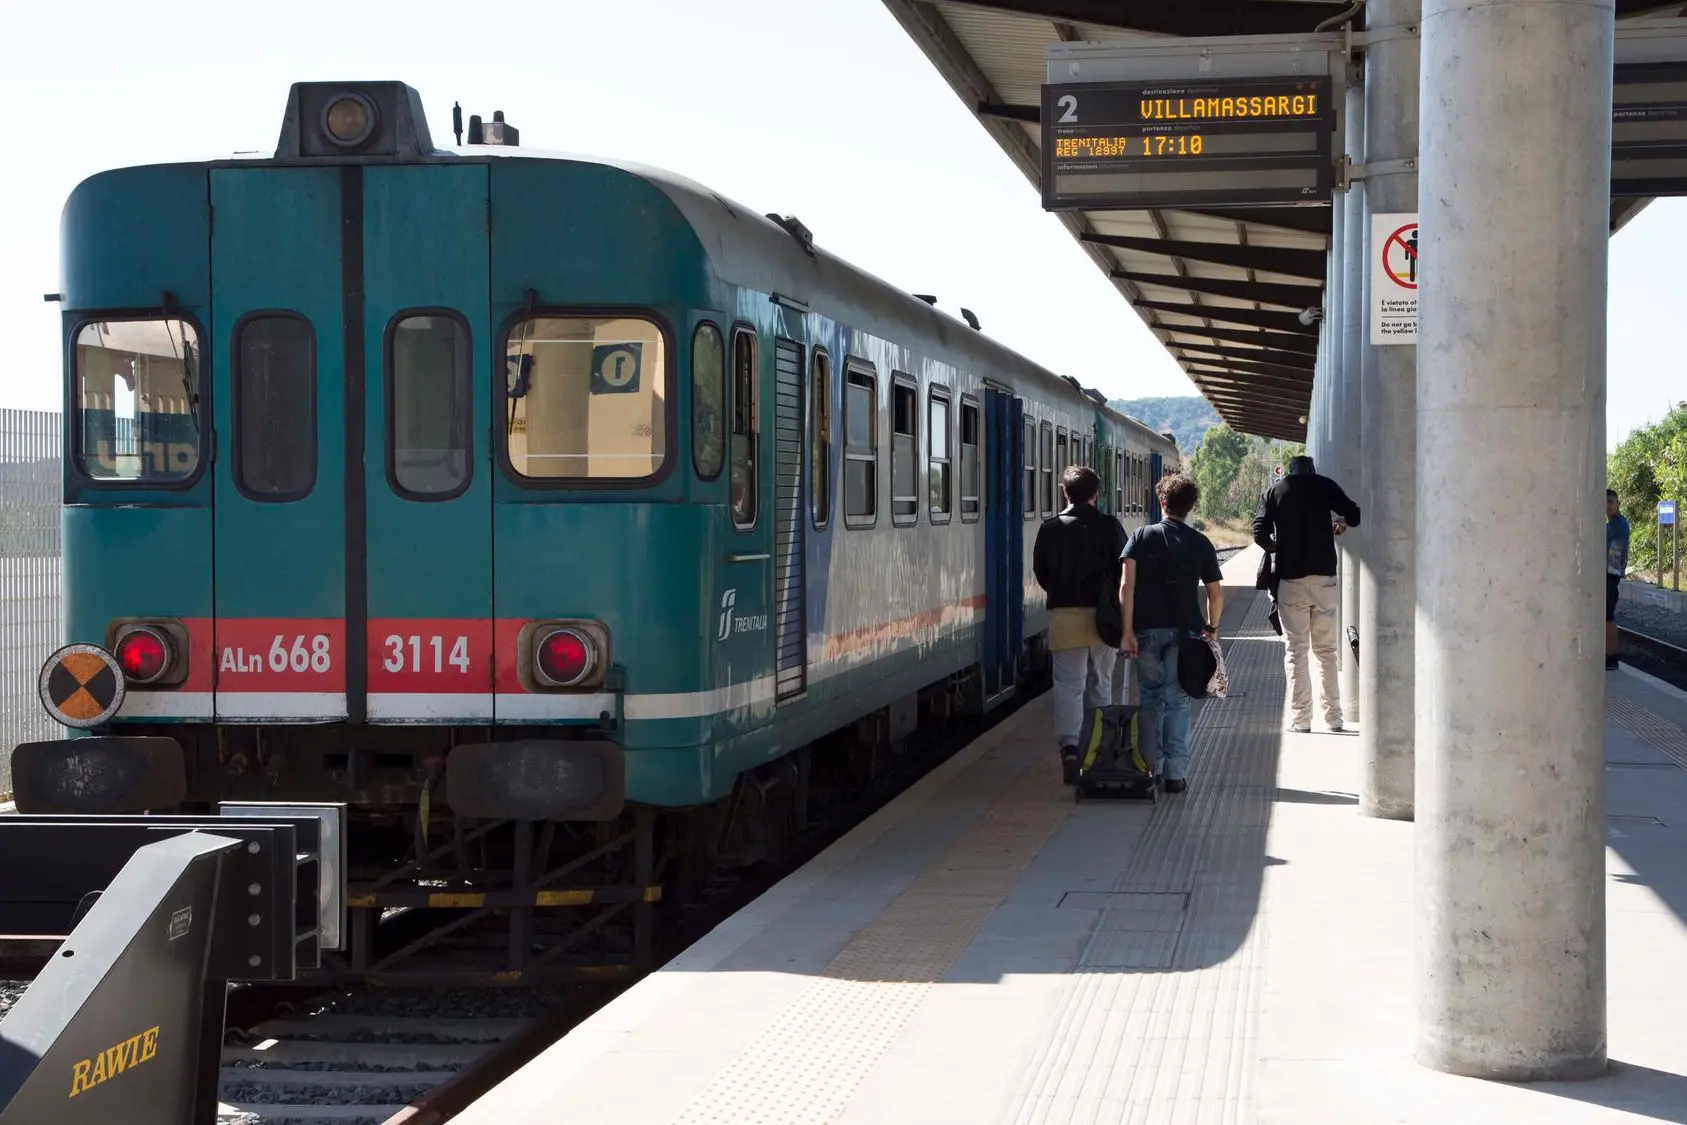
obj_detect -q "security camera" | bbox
[1297,307,1324,327]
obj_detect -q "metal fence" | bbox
[0,410,63,800]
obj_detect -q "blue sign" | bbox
[1660,500,1677,526]
[590,343,642,395]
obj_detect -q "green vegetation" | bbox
[1608,406,1687,577]
[1110,396,1220,455]
[1186,424,1305,525]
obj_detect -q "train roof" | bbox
[198,142,1177,453]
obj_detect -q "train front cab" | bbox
[30,84,733,826]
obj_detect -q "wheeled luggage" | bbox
[1073,703,1157,803]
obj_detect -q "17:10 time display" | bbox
[1053,135,1206,159]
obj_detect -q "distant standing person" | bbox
[1608,487,1630,671]
[1252,455,1361,733]
[1033,465,1127,783]
[1119,473,1224,794]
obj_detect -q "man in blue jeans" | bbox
[1119,473,1224,794]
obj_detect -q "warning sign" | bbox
[38,643,125,729]
[1371,212,1418,345]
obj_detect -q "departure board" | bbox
[1041,76,1336,211]
[1613,61,1687,197]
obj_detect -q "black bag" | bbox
[1178,632,1220,699]
[1074,703,1157,802]
[1095,559,1123,648]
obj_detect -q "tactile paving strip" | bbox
[670,703,1076,1125]
[1006,593,1280,1125]
[1605,690,1687,772]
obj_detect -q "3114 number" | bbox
[382,634,471,674]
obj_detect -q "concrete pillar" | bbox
[1357,0,1418,819]
[1338,75,1366,724]
[1323,172,1348,704]
[1415,0,1611,1081]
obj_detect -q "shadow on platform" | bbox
[1528,1060,1687,1124]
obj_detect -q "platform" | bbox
[457,547,1687,1125]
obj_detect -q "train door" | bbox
[361,165,494,721]
[982,389,1024,702]
[209,168,349,721]
[772,335,808,701]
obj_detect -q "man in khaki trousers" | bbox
[1253,456,1361,733]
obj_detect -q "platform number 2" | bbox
[383,634,471,674]
[1056,95,1078,123]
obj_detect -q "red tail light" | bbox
[115,627,171,684]
[535,628,595,687]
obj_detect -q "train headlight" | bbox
[114,626,172,685]
[321,92,378,149]
[534,627,597,688]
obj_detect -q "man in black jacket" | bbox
[1033,465,1126,783]
[1252,455,1361,733]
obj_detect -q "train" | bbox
[20,80,1181,983]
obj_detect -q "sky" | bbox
[0,0,1677,450]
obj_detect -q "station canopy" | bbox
[881,0,1668,442]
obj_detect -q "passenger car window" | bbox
[1022,417,1036,518]
[891,380,917,523]
[929,388,952,520]
[730,327,758,527]
[691,323,725,480]
[504,315,667,481]
[811,351,832,528]
[74,318,202,484]
[1040,423,1054,516]
[845,367,877,523]
[390,313,470,498]
[960,400,980,521]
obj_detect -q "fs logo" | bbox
[716,588,769,642]
[717,588,738,642]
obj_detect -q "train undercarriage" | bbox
[65,655,1046,987]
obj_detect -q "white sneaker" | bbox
[1290,722,1311,734]
[1328,718,1345,733]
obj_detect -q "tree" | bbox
[1189,425,1250,520]
[1609,406,1687,577]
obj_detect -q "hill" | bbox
[1109,396,1221,454]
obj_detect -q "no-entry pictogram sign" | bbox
[1371,212,1418,345]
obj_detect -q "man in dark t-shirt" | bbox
[1120,473,1224,794]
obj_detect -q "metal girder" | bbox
[1186,365,1315,396]
[1200,382,1309,409]
[1212,408,1307,437]
[1170,207,1333,238]
[976,101,1040,122]
[1183,356,1316,386]
[1198,376,1309,404]
[1193,379,1312,411]
[936,0,1355,37]
[1139,300,1317,335]
[1172,344,1316,374]
[1082,233,1327,280]
[1194,381,1309,406]
[1113,270,1323,311]
[1160,325,1320,356]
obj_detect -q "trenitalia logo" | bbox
[716,589,769,642]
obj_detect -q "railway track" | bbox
[212,687,1037,1124]
[218,993,593,1125]
[1618,624,1687,692]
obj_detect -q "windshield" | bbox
[74,318,201,484]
